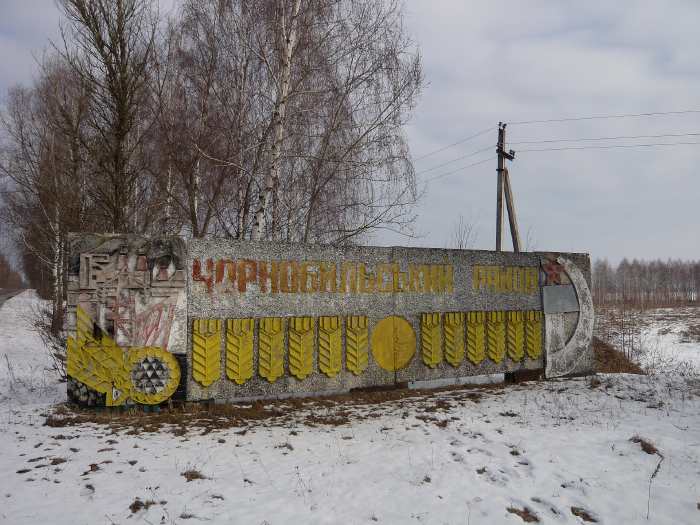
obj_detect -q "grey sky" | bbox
[2,0,699,263]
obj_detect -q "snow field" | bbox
[639,307,700,372]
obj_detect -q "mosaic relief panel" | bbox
[67,235,186,351]
[66,235,186,406]
[188,312,543,388]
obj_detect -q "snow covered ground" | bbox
[0,290,62,407]
[1,292,700,525]
[639,308,700,373]
[596,306,700,376]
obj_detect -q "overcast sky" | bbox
[2,1,699,263]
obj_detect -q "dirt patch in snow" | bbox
[593,337,644,374]
[42,382,499,434]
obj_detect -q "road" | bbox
[0,289,23,309]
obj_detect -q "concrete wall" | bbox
[65,234,593,405]
[185,239,593,401]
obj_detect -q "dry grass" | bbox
[630,435,660,456]
[129,498,157,513]
[593,337,644,374]
[571,506,597,522]
[506,506,539,522]
[181,469,207,482]
[680,323,700,344]
[43,382,497,435]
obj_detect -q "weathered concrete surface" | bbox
[544,256,595,378]
[543,284,579,314]
[66,233,187,355]
[65,234,188,406]
[185,239,592,401]
[65,234,593,404]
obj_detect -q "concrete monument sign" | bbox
[66,234,593,406]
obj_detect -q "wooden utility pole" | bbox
[503,168,521,251]
[495,123,520,252]
[496,125,505,252]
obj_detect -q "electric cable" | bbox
[509,131,700,145]
[509,109,700,126]
[517,141,700,153]
[413,127,495,162]
[425,156,496,182]
[416,144,494,175]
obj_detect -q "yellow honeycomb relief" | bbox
[259,317,285,382]
[421,313,442,368]
[127,347,181,405]
[345,316,368,376]
[192,319,222,387]
[226,319,254,385]
[318,317,342,378]
[289,317,315,380]
[466,312,486,365]
[525,311,543,360]
[444,312,465,368]
[506,311,525,362]
[486,311,506,364]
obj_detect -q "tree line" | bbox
[0,0,423,333]
[593,258,700,307]
[0,253,23,289]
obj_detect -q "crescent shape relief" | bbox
[544,256,595,378]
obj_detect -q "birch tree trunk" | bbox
[253,0,302,240]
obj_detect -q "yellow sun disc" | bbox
[371,316,416,371]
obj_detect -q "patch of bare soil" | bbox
[593,337,644,374]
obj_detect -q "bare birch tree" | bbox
[0,57,92,331]
[57,0,160,233]
[1,0,425,313]
[160,0,423,243]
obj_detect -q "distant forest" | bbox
[0,253,23,289]
[593,259,700,307]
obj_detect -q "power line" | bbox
[509,109,700,126]
[413,127,495,162]
[425,156,495,182]
[509,131,700,145]
[412,109,700,167]
[416,144,494,175]
[518,141,700,153]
